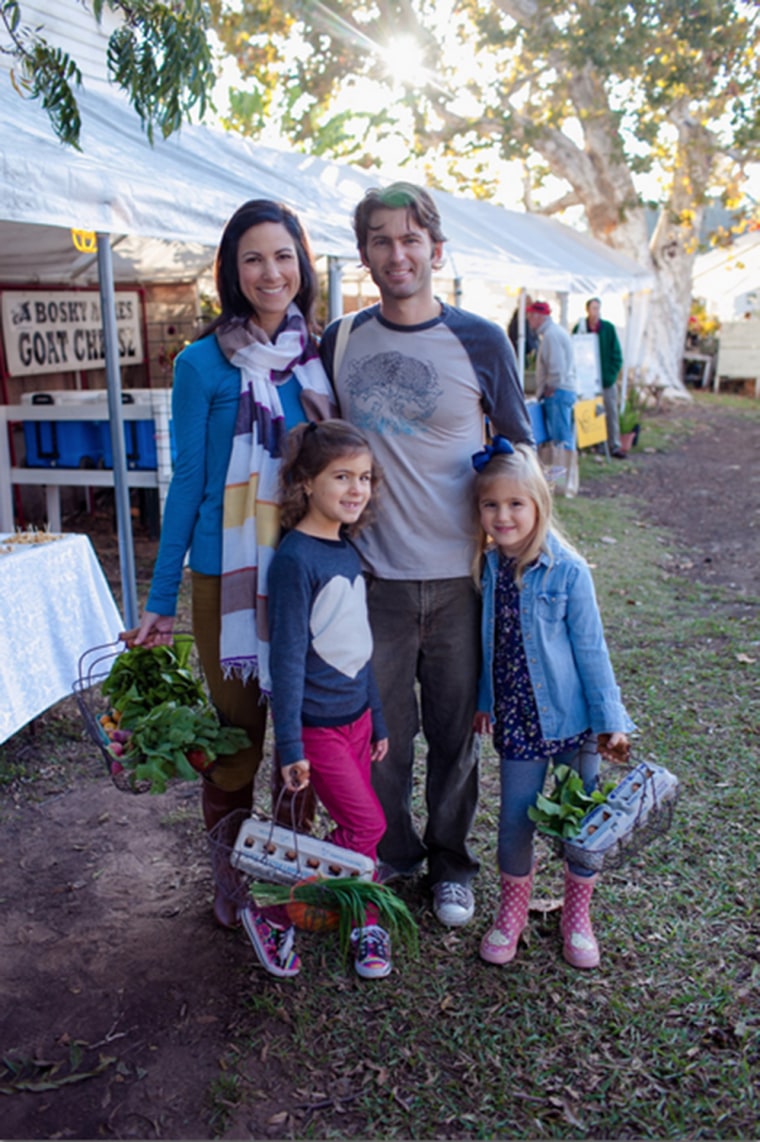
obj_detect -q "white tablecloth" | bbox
[0,533,124,743]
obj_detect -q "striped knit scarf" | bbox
[217,304,335,692]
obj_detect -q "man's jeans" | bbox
[365,576,481,888]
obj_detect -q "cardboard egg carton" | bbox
[564,761,679,869]
[230,816,376,886]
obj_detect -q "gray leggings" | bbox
[497,738,599,879]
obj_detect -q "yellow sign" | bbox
[574,397,608,449]
[71,229,97,253]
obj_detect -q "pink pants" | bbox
[301,709,386,862]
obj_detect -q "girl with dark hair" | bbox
[265,420,392,979]
[124,200,335,972]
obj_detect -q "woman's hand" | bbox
[281,760,310,791]
[597,732,630,764]
[371,737,388,762]
[120,611,175,649]
[473,711,493,735]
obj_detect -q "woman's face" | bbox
[236,221,301,337]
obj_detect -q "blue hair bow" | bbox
[471,435,515,472]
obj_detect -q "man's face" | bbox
[526,311,544,332]
[587,301,601,325]
[359,207,443,304]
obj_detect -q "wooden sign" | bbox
[0,289,144,377]
[574,397,608,449]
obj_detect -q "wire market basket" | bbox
[73,639,147,793]
[73,635,202,795]
[550,758,680,873]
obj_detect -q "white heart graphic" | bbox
[310,575,372,679]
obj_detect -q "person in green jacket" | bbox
[573,298,626,459]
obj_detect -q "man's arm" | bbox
[474,322,535,445]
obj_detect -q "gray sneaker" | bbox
[432,881,475,927]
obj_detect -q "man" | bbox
[573,297,626,458]
[320,182,533,928]
[526,299,578,495]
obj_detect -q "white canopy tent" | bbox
[0,63,653,617]
[692,231,760,322]
[0,74,653,295]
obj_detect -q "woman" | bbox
[125,200,335,933]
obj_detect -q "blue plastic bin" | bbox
[100,391,176,470]
[21,392,104,468]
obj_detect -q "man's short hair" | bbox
[586,297,601,310]
[353,182,447,252]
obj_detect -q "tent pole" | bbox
[96,233,138,628]
[327,257,344,322]
[517,288,527,390]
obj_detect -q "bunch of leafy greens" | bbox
[123,702,250,794]
[527,764,617,840]
[101,637,205,727]
[251,878,419,962]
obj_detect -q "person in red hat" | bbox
[526,301,579,496]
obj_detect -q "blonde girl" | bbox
[472,437,634,969]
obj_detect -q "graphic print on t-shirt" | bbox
[344,351,443,435]
[310,573,372,679]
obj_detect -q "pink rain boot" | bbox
[479,868,535,965]
[561,865,600,969]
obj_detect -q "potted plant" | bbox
[618,386,643,451]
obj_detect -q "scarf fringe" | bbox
[221,658,261,686]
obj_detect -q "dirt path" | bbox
[0,399,758,1140]
[583,401,760,596]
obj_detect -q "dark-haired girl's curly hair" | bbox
[279,419,381,536]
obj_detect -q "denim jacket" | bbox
[477,533,635,741]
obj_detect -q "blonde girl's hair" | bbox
[278,418,380,536]
[472,442,576,585]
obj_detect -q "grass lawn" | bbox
[209,401,760,1139]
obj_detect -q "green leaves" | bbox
[105,1,215,143]
[527,763,616,841]
[251,877,419,962]
[1,1,215,147]
[101,638,205,727]
[100,638,249,793]
[124,701,250,793]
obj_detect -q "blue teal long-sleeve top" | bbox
[146,334,307,616]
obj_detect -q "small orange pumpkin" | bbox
[285,876,340,932]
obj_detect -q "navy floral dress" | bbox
[492,553,589,760]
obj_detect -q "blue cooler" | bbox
[21,392,104,468]
[100,390,175,470]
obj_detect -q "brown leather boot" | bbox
[202,778,253,929]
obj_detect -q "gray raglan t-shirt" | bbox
[320,303,533,580]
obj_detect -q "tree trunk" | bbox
[516,75,710,401]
